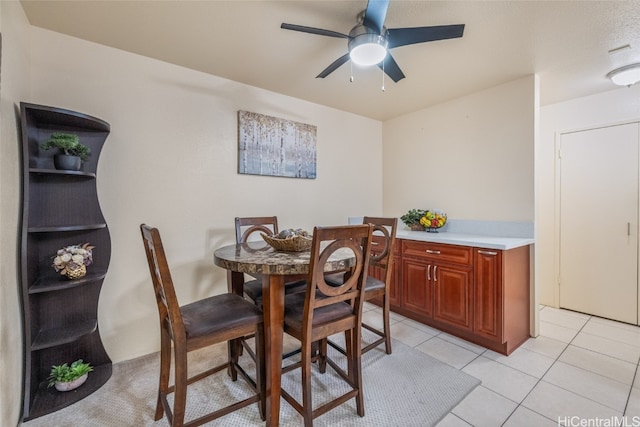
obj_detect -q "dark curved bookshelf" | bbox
[29,271,108,294]
[29,168,97,178]
[27,224,107,233]
[19,102,112,421]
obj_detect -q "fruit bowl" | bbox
[419,211,447,233]
[261,229,312,252]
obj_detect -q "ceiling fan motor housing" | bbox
[348,25,389,66]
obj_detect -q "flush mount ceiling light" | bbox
[348,25,388,66]
[607,63,640,87]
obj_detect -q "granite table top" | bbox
[213,241,357,275]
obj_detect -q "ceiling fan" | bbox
[281,0,465,83]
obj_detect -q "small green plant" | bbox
[400,209,427,226]
[47,359,93,387]
[41,133,91,161]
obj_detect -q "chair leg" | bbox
[155,329,171,421]
[255,324,266,421]
[228,338,239,381]
[172,346,188,427]
[318,339,327,374]
[301,341,314,427]
[344,330,354,381]
[383,294,392,355]
[352,331,365,417]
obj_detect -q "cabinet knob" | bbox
[427,264,431,281]
[426,249,441,255]
[433,265,438,282]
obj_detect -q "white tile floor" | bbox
[360,302,640,426]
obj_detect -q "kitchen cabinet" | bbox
[401,241,473,330]
[474,246,530,354]
[394,238,530,355]
[19,103,112,421]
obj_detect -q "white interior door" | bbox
[559,123,639,324]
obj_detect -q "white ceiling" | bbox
[19,0,640,121]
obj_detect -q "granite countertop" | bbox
[396,229,534,250]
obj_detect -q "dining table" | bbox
[213,240,358,427]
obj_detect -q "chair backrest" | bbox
[235,216,279,243]
[363,216,398,285]
[140,224,185,340]
[304,224,373,334]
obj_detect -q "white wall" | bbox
[25,26,383,365]
[0,1,32,425]
[538,86,640,306]
[382,76,536,222]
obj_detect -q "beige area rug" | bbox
[22,335,480,427]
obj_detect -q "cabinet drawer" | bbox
[401,240,472,266]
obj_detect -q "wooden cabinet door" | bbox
[474,249,503,342]
[433,263,473,330]
[402,258,432,317]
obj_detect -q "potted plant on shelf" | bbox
[401,209,427,231]
[48,359,93,392]
[51,242,94,280]
[41,132,91,171]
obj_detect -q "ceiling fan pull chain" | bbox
[350,61,354,82]
[382,61,385,92]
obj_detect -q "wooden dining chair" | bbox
[325,217,397,355]
[280,224,373,427]
[235,216,307,305]
[140,224,265,427]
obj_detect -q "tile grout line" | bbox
[569,330,640,365]
[621,351,640,417]
[500,310,592,426]
[441,306,640,426]
[525,313,640,420]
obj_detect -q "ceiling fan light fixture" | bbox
[607,63,640,87]
[348,28,388,66]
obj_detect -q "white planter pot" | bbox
[54,373,88,392]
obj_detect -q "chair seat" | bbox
[244,278,307,305]
[325,273,385,293]
[283,291,353,331]
[182,293,263,339]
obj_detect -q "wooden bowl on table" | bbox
[261,232,312,252]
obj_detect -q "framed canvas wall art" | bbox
[238,110,317,179]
